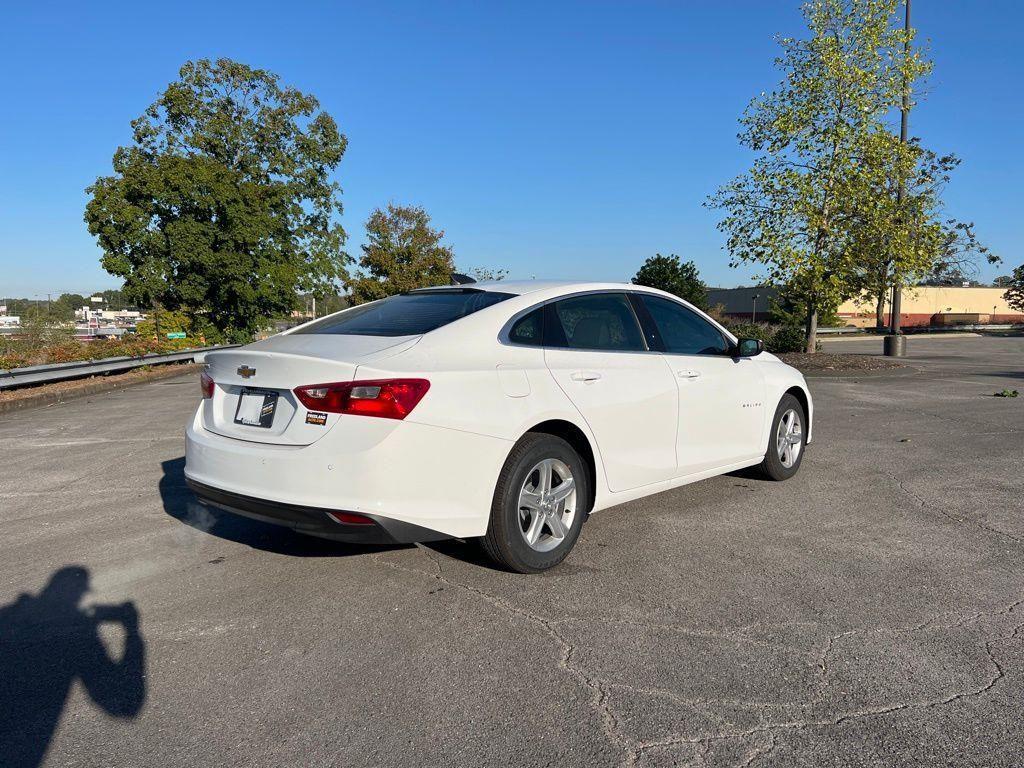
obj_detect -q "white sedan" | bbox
[185,281,812,572]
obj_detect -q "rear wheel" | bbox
[757,394,806,481]
[481,434,589,573]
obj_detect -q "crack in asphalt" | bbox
[627,615,1022,766]
[888,471,1024,546]
[375,551,632,759]
[376,550,1024,768]
[554,615,812,656]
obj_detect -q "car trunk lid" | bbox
[201,334,418,445]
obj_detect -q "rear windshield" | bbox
[294,290,515,337]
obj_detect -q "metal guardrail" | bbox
[816,327,864,335]
[0,345,239,390]
[920,323,1024,332]
[817,323,1024,337]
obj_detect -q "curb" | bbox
[0,363,198,416]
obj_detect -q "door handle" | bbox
[677,370,701,379]
[570,371,602,382]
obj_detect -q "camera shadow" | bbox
[0,567,146,768]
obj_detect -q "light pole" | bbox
[885,0,912,357]
[751,293,760,322]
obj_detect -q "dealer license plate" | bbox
[233,388,279,428]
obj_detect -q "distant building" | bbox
[0,315,20,328]
[707,287,778,322]
[840,286,1024,328]
[707,286,1024,328]
[75,306,145,327]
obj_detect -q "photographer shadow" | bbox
[0,567,146,768]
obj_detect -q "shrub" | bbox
[135,310,221,344]
[0,333,200,370]
[0,351,33,370]
[724,321,770,341]
[767,325,808,353]
[720,318,816,353]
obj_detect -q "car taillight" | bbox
[200,370,215,399]
[293,379,430,420]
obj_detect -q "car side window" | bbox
[550,293,646,352]
[638,294,730,355]
[508,308,544,346]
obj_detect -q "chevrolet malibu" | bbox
[185,281,812,573]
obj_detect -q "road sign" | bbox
[166,332,187,339]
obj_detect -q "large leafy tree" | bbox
[85,59,349,342]
[849,137,997,326]
[708,0,928,352]
[347,204,455,304]
[631,254,708,309]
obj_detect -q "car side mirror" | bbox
[734,338,764,357]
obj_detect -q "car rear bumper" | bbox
[184,404,512,540]
[185,478,448,544]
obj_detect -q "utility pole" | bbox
[752,293,760,322]
[885,0,912,357]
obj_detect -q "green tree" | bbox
[85,58,349,343]
[347,204,455,304]
[1003,265,1024,313]
[49,293,87,321]
[135,309,222,343]
[631,254,708,309]
[848,137,997,327]
[93,288,131,309]
[707,0,929,352]
[466,266,508,282]
[768,282,841,328]
[135,310,190,338]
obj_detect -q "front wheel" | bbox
[757,394,806,481]
[481,434,589,573]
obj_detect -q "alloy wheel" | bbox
[776,408,803,468]
[517,458,577,552]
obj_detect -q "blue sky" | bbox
[1,0,1020,298]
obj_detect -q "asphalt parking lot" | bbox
[2,334,1022,767]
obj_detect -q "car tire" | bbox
[757,393,807,481]
[481,433,589,574]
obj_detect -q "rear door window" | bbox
[508,308,544,346]
[549,293,647,352]
[295,290,514,337]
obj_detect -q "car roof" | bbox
[415,280,654,297]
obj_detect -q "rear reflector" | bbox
[327,511,375,526]
[200,370,214,399]
[294,379,430,420]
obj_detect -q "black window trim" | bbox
[405,286,495,296]
[499,289,742,358]
[499,290,654,353]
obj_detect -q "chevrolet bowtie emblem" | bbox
[237,365,256,379]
